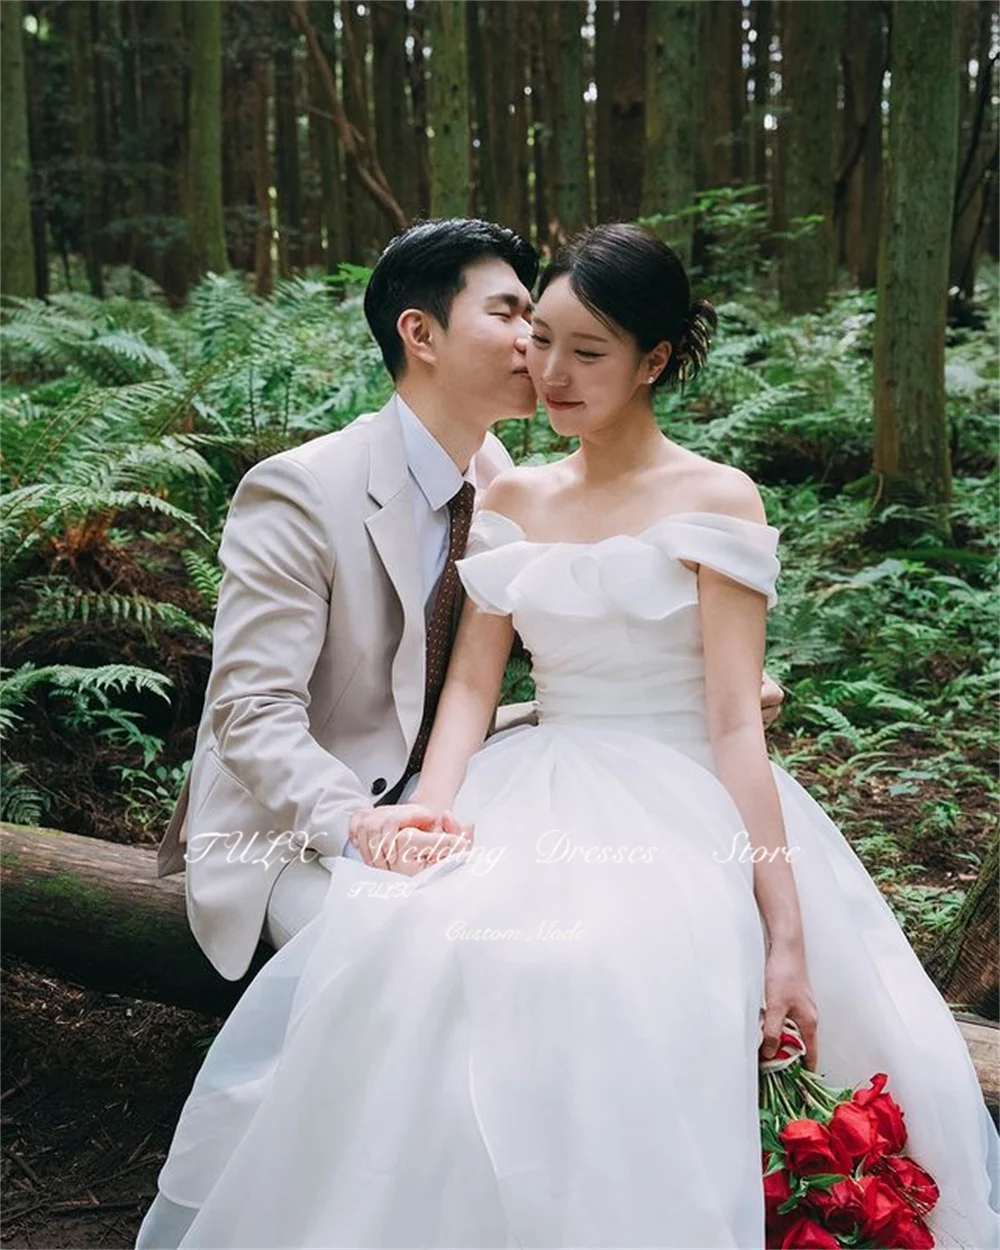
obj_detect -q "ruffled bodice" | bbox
[456,509,781,758]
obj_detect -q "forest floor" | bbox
[1,958,219,1249]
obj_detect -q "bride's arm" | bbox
[409,595,515,812]
[697,477,818,1064]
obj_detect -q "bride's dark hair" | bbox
[536,223,718,388]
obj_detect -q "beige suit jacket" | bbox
[156,395,537,980]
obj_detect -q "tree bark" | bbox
[67,0,104,296]
[309,0,348,273]
[478,1,530,237]
[371,0,414,222]
[925,832,999,1021]
[643,0,701,264]
[777,0,841,314]
[251,52,274,297]
[839,0,885,290]
[546,0,587,243]
[872,1,959,531]
[594,0,615,224]
[188,0,229,277]
[428,0,471,218]
[274,7,304,273]
[609,0,648,222]
[0,0,37,298]
[698,0,745,191]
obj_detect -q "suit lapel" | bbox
[365,396,425,751]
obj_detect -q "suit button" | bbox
[371,778,387,796]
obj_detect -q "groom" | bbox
[157,218,786,983]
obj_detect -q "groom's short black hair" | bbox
[364,218,538,379]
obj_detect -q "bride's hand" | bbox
[760,942,819,1070]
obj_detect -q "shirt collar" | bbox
[396,393,476,511]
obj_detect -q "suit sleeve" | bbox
[208,454,368,857]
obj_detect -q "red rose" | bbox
[858,1173,910,1237]
[764,1165,793,1210]
[852,1073,908,1154]
[880,1206,935,1248]
[829,1100,881,1166]
[780,1216,841,1248]
[877,1153,940,1216]
[808,1177,867,1235]
[779,1119,853,1178]
[764,1163,802,1248]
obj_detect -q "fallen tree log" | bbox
[1,822,998,1107]
[0,822,272,1014]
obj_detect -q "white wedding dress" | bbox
[137,510,999,1249]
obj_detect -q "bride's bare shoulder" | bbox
[480,461,567,530]
[673,453,768,526]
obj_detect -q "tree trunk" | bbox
[140,0,190,305]
[699,0,745,191]
[0,0,37,298]
[546,0,587,243]
[371,0,413,223]
[274,7,304,273]
[750,0,773,196]
[840,1,885,290]
[3,820,996,1100]
[309,0,347,273]
[188,0,229,277]
[251,52,274,297]
[872,1,959,531]
[479,1,530,237]
[594,0,615,223]
[642,0,701,264]
[406,2,432,218]
[0,824,272,1014]
[925,832,999,1020]
[68,0,104,296]
[949,0,995,303]
[428,0,470,218]
[609,0,648,222]
[777,0,841,314]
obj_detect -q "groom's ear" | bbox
[396,308,438,369]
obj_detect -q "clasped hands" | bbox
[348,803,474,876]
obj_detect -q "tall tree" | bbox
[1,0,38,297]
[873,1,960,531]
[546,0,587,242]
[609,0,648,221]
[308,0,348,271]
[407,2,432,218]
[251,51,273,296]
[839,1,885,290]
[371,0,413,221]
[477,2,530,237]
[140,0,190,304]
[698,1,746,190]
[950,1,996,303]
[749,0,773,195]
[594,0,615,223]
[776,0,841,314]
[428,0,470,217]
[188,0,229,277]
[67,0,103,296]
[642,1,701,263]
[274,6,304,272]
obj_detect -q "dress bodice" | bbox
[456,509,781,763]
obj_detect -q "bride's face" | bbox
[526,275,657,437]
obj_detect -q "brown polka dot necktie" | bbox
[404,480,477,779]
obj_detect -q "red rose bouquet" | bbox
[759,1019,940,1248]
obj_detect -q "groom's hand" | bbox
[761,670,785,730]
[348,804,472,873]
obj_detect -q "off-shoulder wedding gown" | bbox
[137,510,999,1249]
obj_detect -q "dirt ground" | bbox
[1,958,221,1249]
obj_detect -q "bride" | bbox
[136,223,998,1249]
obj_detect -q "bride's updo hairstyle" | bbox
[536,223,718,389]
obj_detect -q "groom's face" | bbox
[430,258,537,424]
